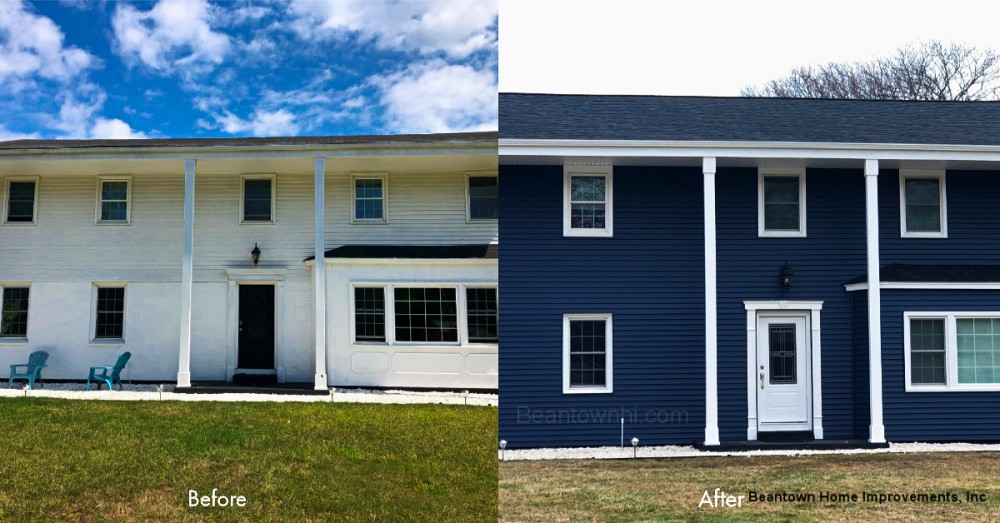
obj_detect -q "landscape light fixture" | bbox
[780,262,794,289]
[631,437,639,458]
[251,243,262,266]
[500,439,507,461]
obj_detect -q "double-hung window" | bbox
[4,177,38,224]
[1,286,30,339]
[563,314,613,393]
[97,177,131,224]
[352,175,387,223]
[905,312,1000,391]
[241,175,275,223]
[564,166,612,237]
[94,286,126,340]
[758,169,806,237]
[467,174,498,221]
[900,170,947,238]
[350,284,498,346]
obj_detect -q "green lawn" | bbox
[0,398,497,522]
[500,452,1000,522]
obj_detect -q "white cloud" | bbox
[211,109,300,137]
[90,118,148,139]
[0,124,40,141]
[288,0,497,58]
[112,0,231,72]
[0,0,97,85]
[374,60,497,133]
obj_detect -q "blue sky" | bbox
[0,0,498,140]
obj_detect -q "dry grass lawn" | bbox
[500,452,1000,522]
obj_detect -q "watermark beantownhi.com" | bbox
[516,407,690,425]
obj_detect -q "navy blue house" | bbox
[498,93,1000,448]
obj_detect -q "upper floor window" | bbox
[1,286,30,338]
[900,170,946,238]
[758,169,806,237]
[563,313,613,393]
[4,178,38,224]
[563,166,613,237]
[353,175,387,223]
[241,175,274,223]
[905,312,1000,391]
[467,174,498,221]
[97,177,131,224]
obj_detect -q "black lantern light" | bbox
[780,262,793,289]
[251,242,262,266]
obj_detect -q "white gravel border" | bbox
[0,383,496,406]
[499,442,1000,461]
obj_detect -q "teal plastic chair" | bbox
[8,350,48,389]
[86,352,131,391]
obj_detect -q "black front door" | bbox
[238,284,275,369]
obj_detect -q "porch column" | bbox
[313,157,328,390]
[703,157,720,446]
[864,159,886,443]
[177,159,196,388]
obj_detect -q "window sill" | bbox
[563,229,613,238]
[351,220,388,225]
[901,232,948,239]
[906,385,1000,392]
[563,386,613,394]
[759,230,807,238]
[96,221,130,226]
[0,338,28,347]
[239,220,276,225]
[89,339,125,347]
[2,221,36,226]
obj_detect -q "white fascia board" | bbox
[0,143,495,162]
[845,282,1000,292]
[499,139,1000,163]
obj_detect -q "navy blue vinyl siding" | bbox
[499,165,706,448]
[881,290,1000,441]
[716,168,867,441]
[851,291,871,440]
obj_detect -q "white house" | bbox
[0,132,498,390]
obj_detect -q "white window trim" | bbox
[0,282,31,344]
[899,169,947,238]
[758,168,806,238]
[904,311,1000,392]
[90,283,127,345]
[350,173,388,224]
[563,165,613,237]
[348,283,498,349]
[465,171,498,222]
[95,176,132,225]
[239,174,277,224]
[562,313,613,394]
[2,176,39,226]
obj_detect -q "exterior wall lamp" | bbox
[251,243,262,266]
[780,262,793,289]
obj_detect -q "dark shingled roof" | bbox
[305,244,498,261]
[846,264,1000,286]
[0,131,497,151]
[499,93,1000,145]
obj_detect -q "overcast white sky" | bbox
[499,0,1000,96]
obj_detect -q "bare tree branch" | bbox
[741,40,1000,101]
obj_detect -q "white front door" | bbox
[756,314,812,432]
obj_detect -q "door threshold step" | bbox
[695,439,890,451]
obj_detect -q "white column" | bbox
[177,159,196,388]
[313,157,328,390]
[864,159,886,443]
[703,157,720,446]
